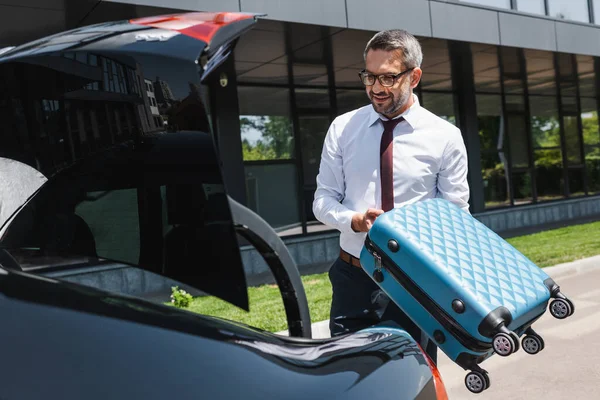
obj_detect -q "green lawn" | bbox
[187,273,331,333]
[505,221,600,267]
[186,220,600,333]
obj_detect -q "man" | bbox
[312,29,469,363]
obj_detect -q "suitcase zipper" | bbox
[366,237,492,352]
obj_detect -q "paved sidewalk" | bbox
[440,257,600,399]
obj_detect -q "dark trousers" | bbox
[328,256,438,364]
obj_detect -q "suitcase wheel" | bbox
[465,370,490,394]
[509,331,520,353]
[492,332,517,357]
[550,298,573,319]
[522,334,545,355]
[566,298,575,316]
[483,372,490,390]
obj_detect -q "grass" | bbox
[187,273,332,333]
[505,220,600,267]
[186,220,600,333]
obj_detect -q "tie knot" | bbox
[381,117,404,132]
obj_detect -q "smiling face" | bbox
[364,48,422,119]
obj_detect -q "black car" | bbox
[0,12,447,399]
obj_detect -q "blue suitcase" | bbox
[359,198,574,394]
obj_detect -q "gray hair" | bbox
[363,29,423,69]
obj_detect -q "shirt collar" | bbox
[368,93,422,130]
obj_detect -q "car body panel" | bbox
[0,11,260,66]
[0,265,436,400]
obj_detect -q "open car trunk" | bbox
[0,12,263,311]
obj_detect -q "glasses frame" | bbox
[358,67,415,87]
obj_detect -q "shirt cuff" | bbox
[337,209,357,234]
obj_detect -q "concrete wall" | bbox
[99,0,600,57]
[475,196,600,234]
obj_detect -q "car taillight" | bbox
[417,343,449,400]
[130,12,255,43]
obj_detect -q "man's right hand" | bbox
[351,208,384,232]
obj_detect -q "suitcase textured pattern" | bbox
[359,198,574,394]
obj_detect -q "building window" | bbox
[234,20,288,85]
[332,29,375,88]
[525,49,568,201]
[294,88,332,230]
[336,90,369,115]
[421,92,457,125]
[238,86,294,161]
[501,47,526,94]
[582,97,600,193]
[472,44,502,94]
[459,0,511,9]
[472,43,511,209]
[419,39,456,126]
[85,82,100,91]
[530,96,564,201]
[76,52,87,64]
[420,38,453,91]
[289,24,331,87]
[525,50,556,96]
[501,47,535,205]
[515,0,546,15]
[238,85,300,232]
[594,0,600,24]
[547,0,590,23]
[474,47,521,210]
[578,54,600,194]
[102,58,129,95]
[555,53,586,197]
[478,94,511,209]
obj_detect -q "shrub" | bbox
[170,286,193,308]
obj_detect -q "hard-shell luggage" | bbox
[359,198,574,394]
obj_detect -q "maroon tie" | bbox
[380,117,404,212]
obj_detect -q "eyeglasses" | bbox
[358,68,415,87]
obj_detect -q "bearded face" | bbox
[364,49,418,119]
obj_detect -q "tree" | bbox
[240,138,276,161]
[240,116,293,161]
[529,116,562,169]
[582,111,600,146]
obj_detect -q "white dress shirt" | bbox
[312,94,470,258]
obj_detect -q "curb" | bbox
[276,255,600,339]
[541,254,600,280]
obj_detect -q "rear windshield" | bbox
[0,49,248,309]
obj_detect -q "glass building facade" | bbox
[232,18,600,236]
[3,0,600,242]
